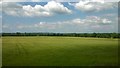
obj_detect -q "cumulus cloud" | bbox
[0,1,1,14]
[2,1,72,17]
[3,15,115,32]
[31,0,40,2]
[103,13,117,17]
[16,16,113,30]
[2,24,9,28]
[72,19,84,24]
[0,16,1,32]
[2,0,120,2]
[69,0,117,12]
[85,16,112,24]
[3,0,27,2]
[2,2,23,16]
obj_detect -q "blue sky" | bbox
[2,1,118,33]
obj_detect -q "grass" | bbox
[0,38,2,67]
[2,36,118,66]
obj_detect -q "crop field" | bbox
[2,37,118,66]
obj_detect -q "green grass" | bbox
[0,38,2,67]
[2,36,118,66]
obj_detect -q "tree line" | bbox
[1,32,120,38]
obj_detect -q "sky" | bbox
[1,0,119,33]
[2,0,120,2]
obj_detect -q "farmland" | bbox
[2,36,118,66]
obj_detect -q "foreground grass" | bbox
[0,38,2,67]
[2,37,118,66]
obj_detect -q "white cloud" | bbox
[103,13,117,17]
[105,0,120,2]
[31,0,40,2]
[0,1,2,12]
[22,5,52,17]
[75,1,95,12]
[3,1,72,17]
[0,15,2,32]
[16,16,113,30]
[3,0,27,2]
[69,0,117,12]
[2,2,23,16]
[44,1,72,14]
[72,18,84,24]
[2,24,9,28]
[85,16,112,25]
[102,19,111,24]
[2,0,120,2]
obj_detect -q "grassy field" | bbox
[2,36,118,66]
[0,38,2,67]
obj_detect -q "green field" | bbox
[0,38,2,67]
[2,37,118,66]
